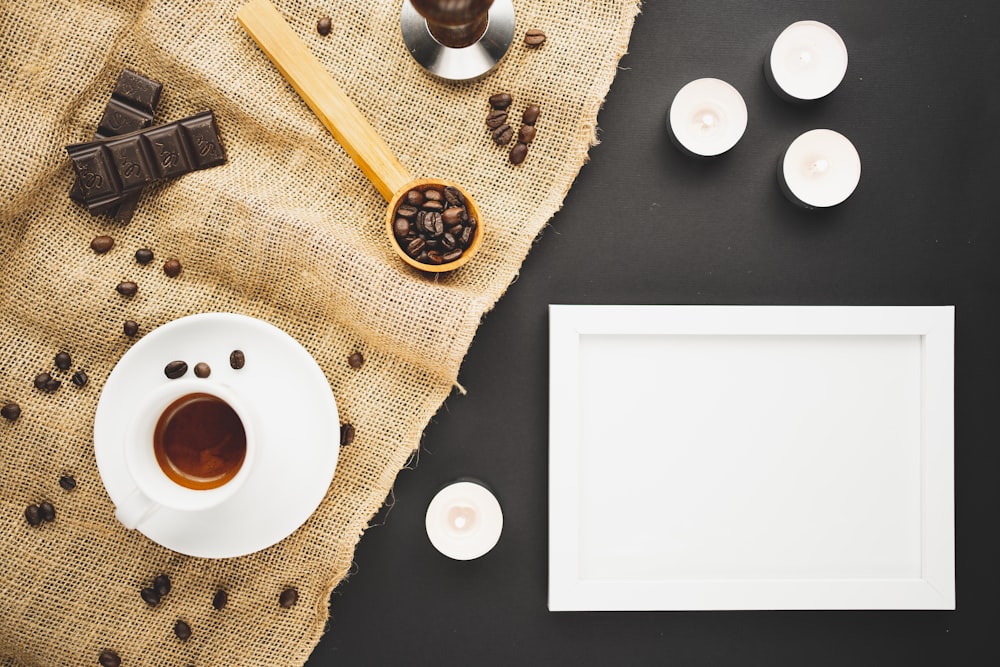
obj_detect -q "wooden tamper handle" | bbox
[409,0,495,48]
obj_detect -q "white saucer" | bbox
[94,313,340,558]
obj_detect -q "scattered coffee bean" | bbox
[34,372,51,390]
[154,573,172,597]
[174,619,192,641]
[317,16,332,35]
[71,370,89,388]
[54,351,72,370]
[123,320,140,337]
[24,504,41,526]
[212,588,228,610]
[393,185,477,266]
[1,402,20,421]
[116,281,138,297]
[135,248,154,265]
[164,360,188,379]
[91,235,114,254]
[229,349,245,369]
[492,124,514,146]
[518,125,537,144]
[348,351,364,369]
[98,649,121,667]
[279,587,299,608]
[485,108,508,129]
[59,474,77,491]
[38,501,55,522]
[488,92,512,109]
[163,258,182,278]
[193,362,211,378]
[509,142,529,165]
[141,587,161,606]
[524,28,547,47]
[522,104,541,125]
[44,377,61,392]
[340,422,355,447]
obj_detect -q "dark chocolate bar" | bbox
[70,69,163,221]
[66,110,227,212]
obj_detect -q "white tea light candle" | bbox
[779,129,861,208]
[667,78,748,157]
[425,479,502,560]
[767,20,848,101]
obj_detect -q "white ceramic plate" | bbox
[94,313,340,558]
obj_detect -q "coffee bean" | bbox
[393,218,411,237]
[98,649,121,667]
[522,104,541,125]
[426,250,444,264]
[212,588,228,610]
[135,248,154,264]
[406,237,426,256]
[524,28,547,47]
[164,360,188,379]
[91,235,114,254]
[422,199,444,212]
[279,587,299,608]
[54,351,71,370]
[154,573,172,596]
[317,16,331,35]
[444,186,465,207]
[123,320,139,337]
[447,224,464,237]
[71,370,88,388]
[442,207,464,226]
[229,350,246,369]
[396,204,418,218]
[485,109,508,129]
[163,259,181,278]
[194,362,211,378]
[340,422,355,446]
[174,619,192,641]
[2,402,21,421]
[492,124,514,146]
[116,281,138,297]
[442,249,463,262]
[424,189,444,202]
[509,142,529,165]
[518,125,537,144]
[429,212,444,237]
[488,92,512,109]
[34,372,51,390]
[459,226,474,247]
[348,351,364,369]
[24,504,41,526]
[38,501,55,522]
[59,475,77,491]
[405,189,425,206]
[44,378,61,392]
[141,586,161,606]
[441,233,457,250]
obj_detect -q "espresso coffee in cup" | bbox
[116,379,256,530]
[153,393,247,490]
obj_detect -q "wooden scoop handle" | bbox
[237,0,413,200]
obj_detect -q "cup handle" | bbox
[115,488,160,529]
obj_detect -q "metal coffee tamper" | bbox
[401,0,516,81]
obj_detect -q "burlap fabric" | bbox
[0,0,639,664]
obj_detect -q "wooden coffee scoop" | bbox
[237,0,484,272]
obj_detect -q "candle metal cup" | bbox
[238,0,485,273]
[766,20,848,102]
[401,0,516,82]
[425,478,503,560]
[778,129,861,209]
[667,78,748,158]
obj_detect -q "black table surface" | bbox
[310,2,1000,665]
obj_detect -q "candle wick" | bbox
[809,159,830,175]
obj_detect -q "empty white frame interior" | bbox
[548,305,954,611]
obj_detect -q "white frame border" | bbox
[548,305,955,611]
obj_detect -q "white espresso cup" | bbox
[115,378,256,529]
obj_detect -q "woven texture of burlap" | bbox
[0,0,639,664]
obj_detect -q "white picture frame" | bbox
[548,305,955,611]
